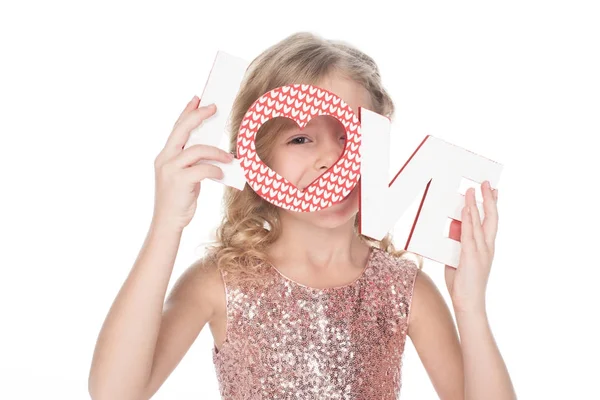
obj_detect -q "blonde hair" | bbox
[204,32,423,284]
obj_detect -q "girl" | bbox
[89,32,516,399]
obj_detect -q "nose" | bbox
[314,133,344,171]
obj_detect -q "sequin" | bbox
[212,247,419,399]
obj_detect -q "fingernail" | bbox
[191,95,198,101]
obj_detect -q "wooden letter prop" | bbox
[184,51,248,190]
[359,109,502,268]
[236,84,361,212]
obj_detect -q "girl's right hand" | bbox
[152,96,234,231]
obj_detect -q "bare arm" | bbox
[454,307,517,400]
[88,218,220,400]
[408,269,465,399]
[88,221,179,398]
[446,183,516,399]
[89,97,232,399]
[408,269,516,400]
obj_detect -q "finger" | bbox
[181,163,224,182]
[481,181,499,245]
[468,188,487,252]
[173,144,233,168]
[173,95,200,128]
[460,204,476,253]
[164,104,217,156]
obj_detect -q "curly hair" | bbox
[203,32,423,284]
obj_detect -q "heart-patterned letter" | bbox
[236,84,362,212]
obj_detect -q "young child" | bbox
[89,32,516,399]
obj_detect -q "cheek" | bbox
[268,150,307,185]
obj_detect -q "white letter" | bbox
[359,108,503,268]
[184,51,248,190]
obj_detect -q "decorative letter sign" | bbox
[236,84,361,212]
[185,51,248,190]
[184,51,504,268]
[359,108,502,267]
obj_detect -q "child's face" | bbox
[268,75,374,228]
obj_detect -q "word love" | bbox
[184,51,503,268]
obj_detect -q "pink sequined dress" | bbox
[212,246,420,399]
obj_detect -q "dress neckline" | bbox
[269,246,376,291]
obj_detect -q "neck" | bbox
[268,212,369,271]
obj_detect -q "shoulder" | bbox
[407,267,454,335]
[166,254,224,320]
[372,247,421,283]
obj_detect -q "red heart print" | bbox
[236,84,362,212]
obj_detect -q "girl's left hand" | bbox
[445,180,499,314]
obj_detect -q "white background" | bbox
[1,0,598,398]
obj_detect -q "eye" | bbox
[288,136,311,145]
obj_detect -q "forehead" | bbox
[314,74,373,113]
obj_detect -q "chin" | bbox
[285,190,359,229]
